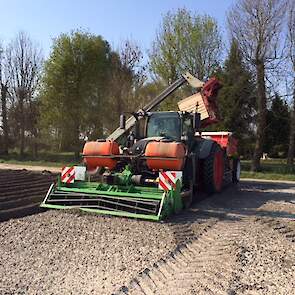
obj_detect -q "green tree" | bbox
[40,31,111,157]
[150,8,222,84]
[213,40,256,157]
[264,94,290,157]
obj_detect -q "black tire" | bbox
[181,189,192,209]
[232,158,241,184]
[203,143,224,194]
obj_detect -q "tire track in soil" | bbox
[114,220,247,295]
[256,217,295,243]
[166,209,219,246]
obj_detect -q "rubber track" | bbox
[114,221,247,295]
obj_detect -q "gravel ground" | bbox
[1,180,295,295]
[115,181,295,295]
[232,220,295,295]
[0,212,175,295]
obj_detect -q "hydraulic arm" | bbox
[107,72,204,142]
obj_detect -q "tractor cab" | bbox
[122,111,200,149]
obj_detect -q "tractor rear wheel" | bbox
[203,144,224,194]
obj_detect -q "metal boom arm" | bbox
[107,72,204,141]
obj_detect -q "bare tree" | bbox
[120,40,146,109]
[287,1,295,165]
[0,42,10,155]
[228,0,287,171]
[6,32,42,157]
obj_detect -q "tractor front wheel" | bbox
[232,158,241,184]
[203,144,224,194]
[181,190,192,209]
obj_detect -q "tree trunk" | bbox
[287,79,295,165]
[33,142,38,158]
[32,128,38,159]
[74,123,80,160]
[0,83,9,155]
[251,61,267,172]
[19,97,25,158]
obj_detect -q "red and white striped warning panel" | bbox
[61,167,75,183]
[159,171,182,191]
[61,166,86,183]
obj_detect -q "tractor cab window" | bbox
[146,113,181,140]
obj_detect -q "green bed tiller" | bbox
[41,166,183,221]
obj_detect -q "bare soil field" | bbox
[0,171,294,295]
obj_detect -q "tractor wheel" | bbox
[203,144,224,194]
[181,187,193,209]
[232,158,241,184]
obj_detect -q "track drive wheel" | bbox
[203,143,224,194]
[232,158,241,184]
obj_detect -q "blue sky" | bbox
[0,0,234,57]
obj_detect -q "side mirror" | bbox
[193,113,201,130]
[134,120,140,138]
[120,114,126,129]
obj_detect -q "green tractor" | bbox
[41,73,240,221]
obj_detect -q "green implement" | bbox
[40,179,182,221]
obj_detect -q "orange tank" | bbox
[83,141,119,171]
[145,141,186,171]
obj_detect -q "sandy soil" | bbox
[0,180,294,295]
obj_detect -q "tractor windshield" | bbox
[147,113,181,140]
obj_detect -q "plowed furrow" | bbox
[1,195,47,210]
[0,170,54,221]
[0,172,50,182]
[0,178,53,189]
[0,180,53,195]
[0,183,51,200]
